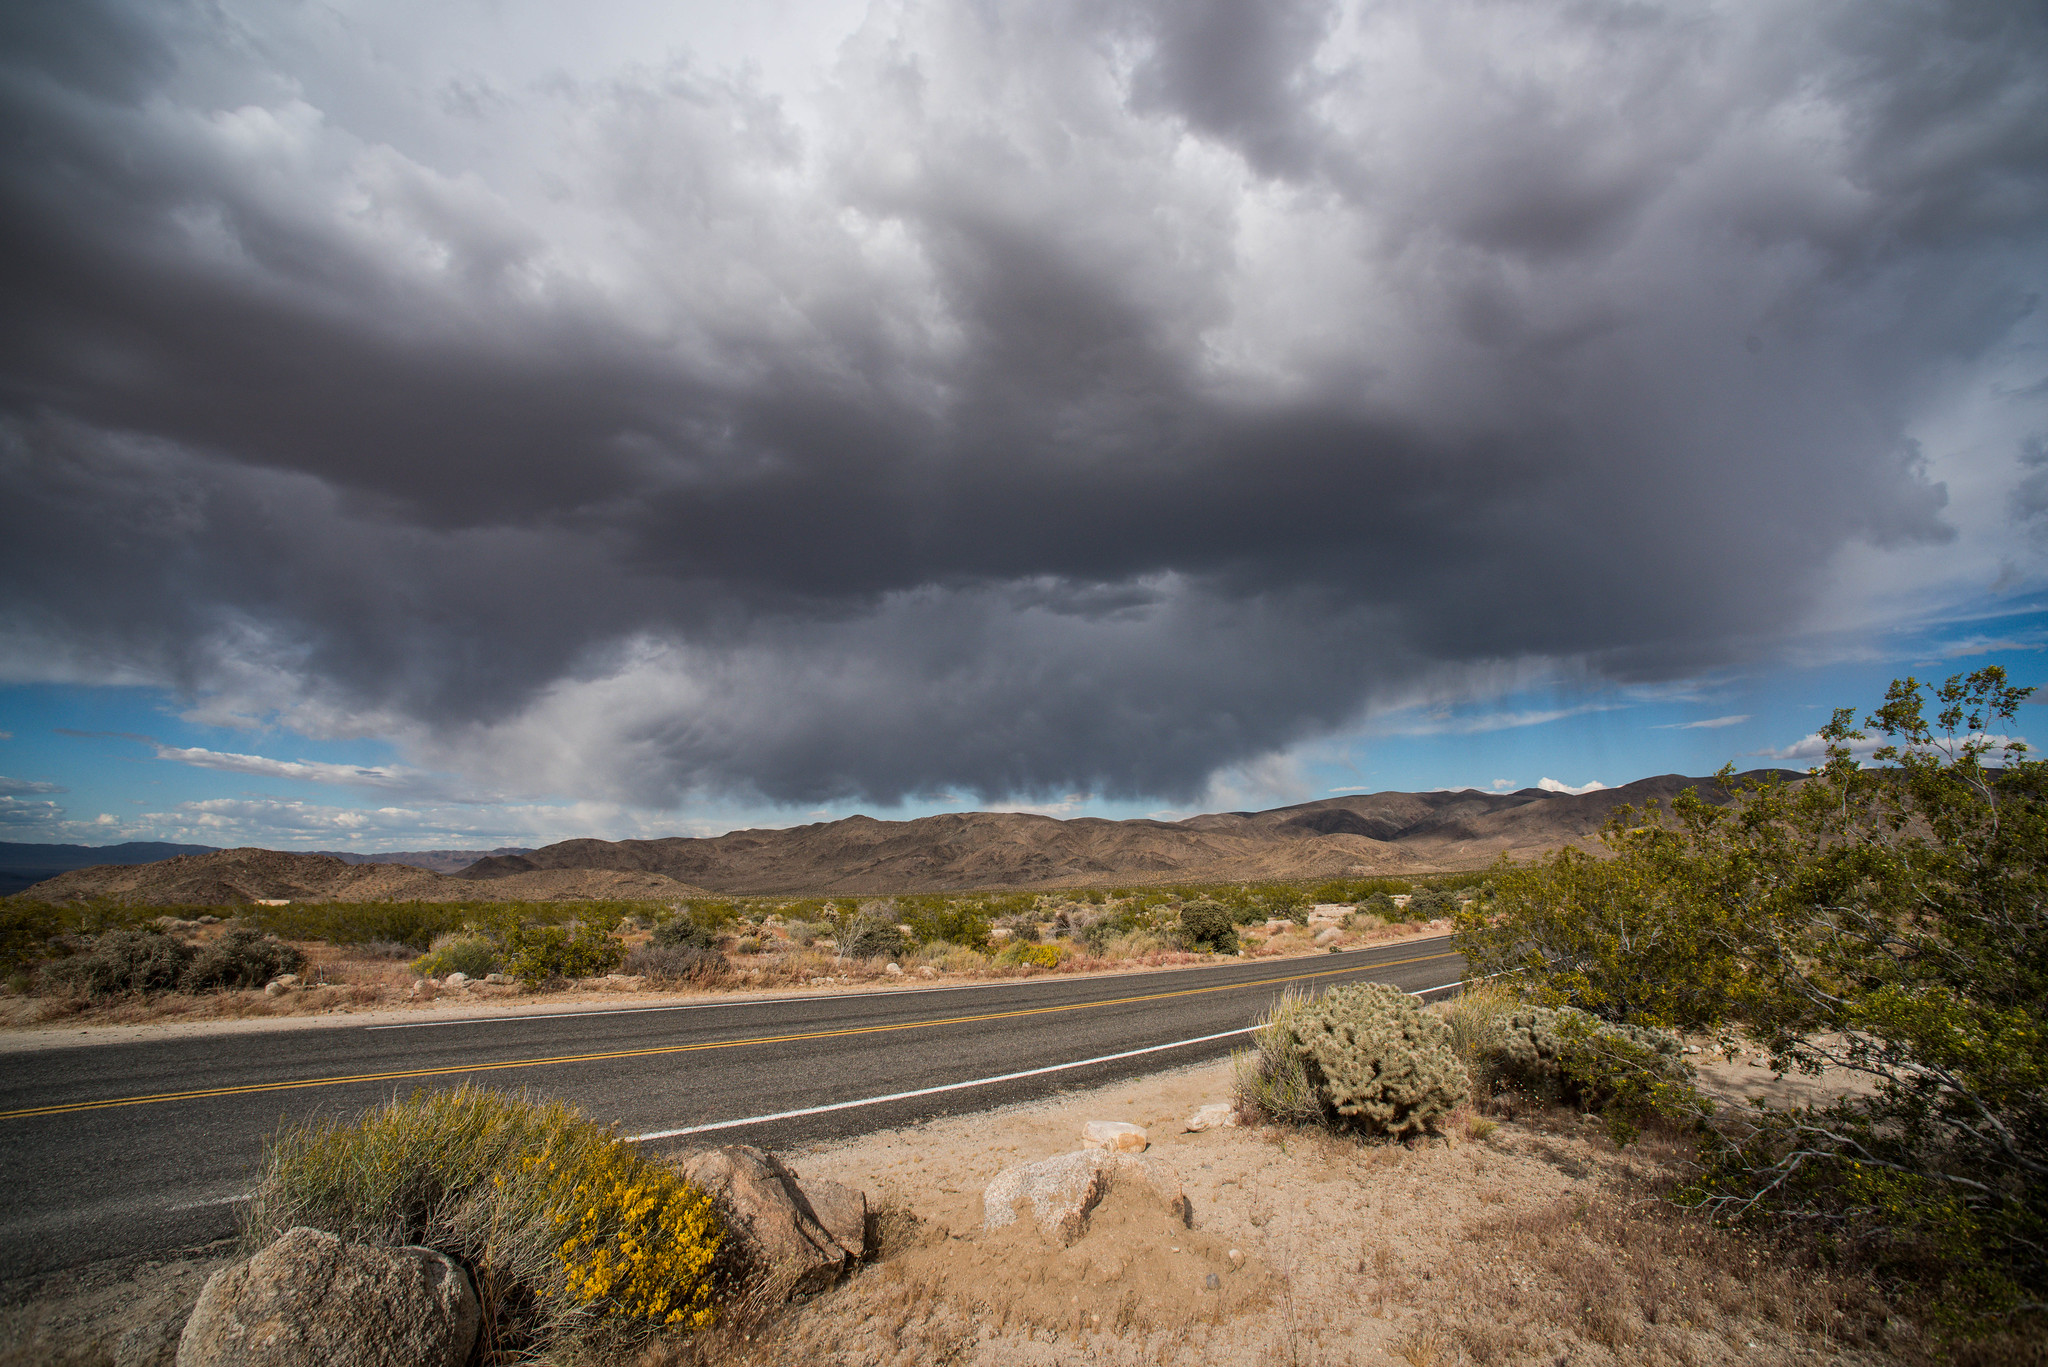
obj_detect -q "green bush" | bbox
[182,927,304,991]
[1406,886,1457,919]
[410,933,499,980]
[39,928,194,997]
[1176,898,1240,954]
[506,923,626,987]
[839,914,905,960]
[246,1086,724,1348]
[1357,891,1398,920]
[1493,1004,1699,1143]
[651,917,718,952]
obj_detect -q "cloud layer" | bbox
[3,0,2045,810]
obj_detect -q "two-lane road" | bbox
[0,936,1462,1278]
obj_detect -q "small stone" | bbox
[1227,1248,1245,1269]
[483,973,511,985]
[916,965,938,978]
[1206,1272,1221,1289]
[263,980,289,997]
[1183,1102,1237,1132]
[884,962,903,976]
[1314,927,1343,945]
[1081,1120,1147,1153]
[443,972,468,988]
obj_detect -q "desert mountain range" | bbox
[17,771,1797,905]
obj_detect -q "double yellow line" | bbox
[1,950,1458,1122]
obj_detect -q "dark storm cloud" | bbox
[2,0,2044,807]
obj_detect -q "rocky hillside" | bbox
[456,770,1799,894]
[18,771,1797,903]
[19,847,713,906]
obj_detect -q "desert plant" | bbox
[1437,980,1520,1093]
[1232,989,1328,1126]
[182,927,305,992]
[506,922,626,988]
[1287,982,1469,1139]
[1177,898,1241,954]
[39,928,194,997]
[651,917,718,952]
[1358,891,1399,921]
[625,943,729,984]
[839,914,905,960]
[1407,886,1457,920]
[246,1086,724,1350]
[1494,1004,1698,1142]
[783,919,819,947]
[410,932,499,980]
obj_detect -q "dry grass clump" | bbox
[247,1085,725,1357]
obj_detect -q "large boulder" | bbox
[176,1227,478,1367]
[983,1150,1188,1245]
[676,1146,868,1297]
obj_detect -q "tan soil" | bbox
[0,1054,1915,1367]
[667,1061,1906,1367]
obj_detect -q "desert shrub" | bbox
[991,912,1040,944]
[1097,929,1170,960]
[1357,891,1398,921]
[246,1086,724,1350]
[1177,898,1241,954]
[783,919,819,947]
[1493,1004,1699,1143]
[997,941,1062,969]
[39,928,194,997]
[1438,980,1521,1092]
[934,944,991,972]
[839,913,905,960]
[506,922,626,988]
[624,943,729,985]
[410,933,499,980]
[1232,990,1327,1126]
[1280,982,1469,1138]
[180,927,305,992]
[1406,885,1457,919]
[651,917,718,952]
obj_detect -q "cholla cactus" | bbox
[1289,982,1469,1139]
[1498,1005,1688,1106]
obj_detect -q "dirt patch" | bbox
[0,1242,234,1367]
[649,1061,1914,1367]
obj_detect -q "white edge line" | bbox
[625,973,1477,1143]
[368,935,1457,1031]
[167,1193,252,1212]
[625,1026,1257,1142]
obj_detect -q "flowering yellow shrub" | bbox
[549,1145,723,1327]
[249,1085,725,1352]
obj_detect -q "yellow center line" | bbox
[0,950,1459,1121]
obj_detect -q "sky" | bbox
[2,0,2046,852]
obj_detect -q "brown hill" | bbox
[455,770,1799,895]
[19,848,714,906]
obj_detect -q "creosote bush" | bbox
[410,932,499,980]
[246,1086,724,1353]
[1176,898,1240,954]
[506,922,626,988]
[625,943,729,984]
[38,925,304,998]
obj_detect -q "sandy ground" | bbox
[656,1059,1903,1367]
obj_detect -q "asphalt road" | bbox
[0,936,1462,1279]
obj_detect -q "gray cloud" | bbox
[2,0,2044,808]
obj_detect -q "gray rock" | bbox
[176,1227,478,1367]
[676,1145,867,1297]
[1183,1102,1238,1132]
[983,1150,1189,1244]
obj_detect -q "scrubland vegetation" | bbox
[0,870,1468,1026]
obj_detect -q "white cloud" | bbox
[0,775,65,795]
[1653,715,1750,730]
[151,745,453,795]
[1537,777,1608,796]
[1490,778,1514,791]
[0,795,66,826]
[1760,731,2028,763]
